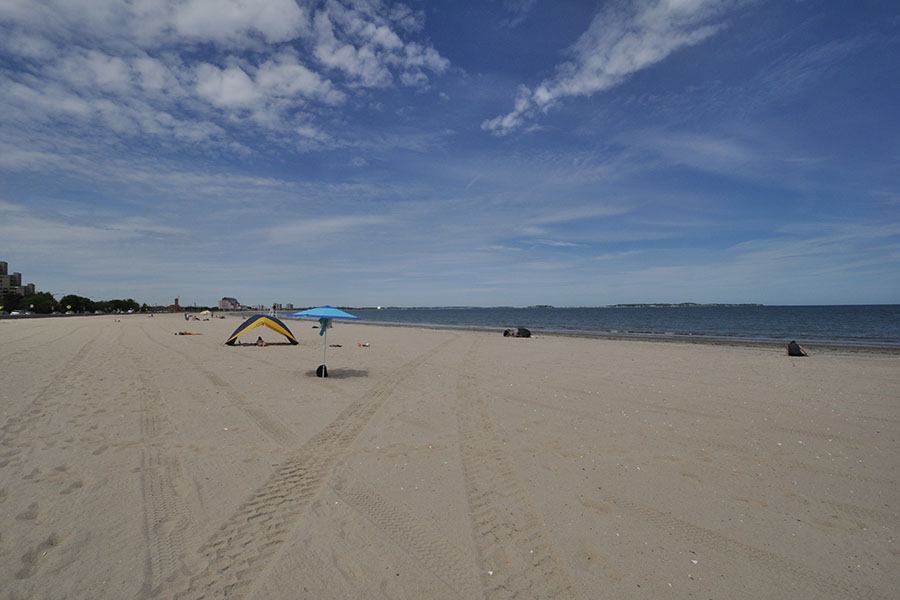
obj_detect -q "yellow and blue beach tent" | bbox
[224,314,299,345]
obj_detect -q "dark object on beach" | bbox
[329,344,342,348]
[787,340,808,356]
[503,327,532,338]
[316,364,328,378]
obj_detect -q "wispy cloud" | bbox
[483,0,734,135]
[267,215,392,241]
[531,204,631,225]
[499,0,537,29]
[0,198,186,247]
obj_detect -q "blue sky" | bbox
[1,0,898,307]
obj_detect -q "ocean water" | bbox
[287,305,900,347]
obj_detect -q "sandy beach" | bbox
[1,313,897,599]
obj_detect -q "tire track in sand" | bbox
[158,336,457,600]
[137,322,295,446]
[330,469,481,599]
[0,328,103,473]
[7,322,89,356]
[456,339,577,600]
[123,338,194,596]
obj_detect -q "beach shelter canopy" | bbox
[224,314,298,346]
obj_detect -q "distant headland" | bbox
[609,303,765,308]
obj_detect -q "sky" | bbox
[1,0,898,307]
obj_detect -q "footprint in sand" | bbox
[16,532,61,579]
[16,502,39,520]
[60,480,84,495]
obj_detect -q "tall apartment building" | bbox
[0,260,36,297]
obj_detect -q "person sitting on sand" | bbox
[787,340,808,356]
[256,336,267,347]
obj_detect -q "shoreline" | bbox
[330,318,900,355]
[7,311,899,353]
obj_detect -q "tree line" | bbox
[1,292,141,314]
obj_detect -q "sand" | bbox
[0,313,897,599]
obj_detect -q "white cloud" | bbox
[296,124,331,143]
[133,56,176,92]
[313,9,394,87]
[0,0,447,153]
[0,0,310,49]
[312,0,448,87]
[1,30,57,59]
[483,0,732,135]
[256,53,345,104]
[195,63,262,108]
[190,53,346,126]
[172,0,310,44]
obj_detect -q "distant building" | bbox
[218,297,240,310]
[285,303,294,310]
[273,303,282,311]
[0,260,37,296]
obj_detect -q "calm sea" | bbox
[286,305,900,347]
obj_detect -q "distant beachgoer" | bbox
[256,336,267,347]
[503,327,532,338]
[787,340,808,356]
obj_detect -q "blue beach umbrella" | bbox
[292,306,359,377]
